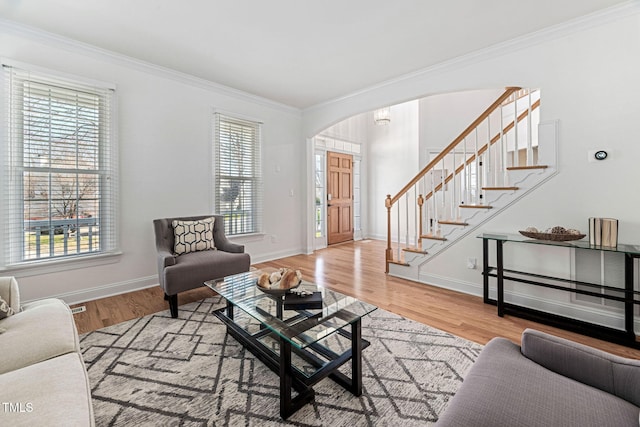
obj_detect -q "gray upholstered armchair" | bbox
[153,214,251,317]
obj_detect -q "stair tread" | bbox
[439,220,468,226]
[507,165,548,170]
[421,234,447,241]
[459,204,493,209]
[482,186,519,190]
[388,259,410,267]
[402,247,428,254]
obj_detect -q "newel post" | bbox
[385,194,392,273]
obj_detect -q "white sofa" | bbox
[0,277,94,426]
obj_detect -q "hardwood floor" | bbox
[72,239,640,359]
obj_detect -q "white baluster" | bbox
[494,110,500,186]
[475,128,480,205]
[431,169,436,235]
[441,158,446,223]
[501,105,508,185]
[423,175,429,235]
[464,137,470,205]
[527,89,533,166]
[451,149,457,220]
[488,117,493,187]
[397,202,400,260]
[514,93,519,167]
[414,184,419,249]
[405,191,409,248]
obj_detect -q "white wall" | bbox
[0,26,304,303]
[318,112,369,144]
[418,89,503,167]
[303,8,640,297]
[367,100,420,241]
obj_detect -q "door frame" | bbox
[309,137,363,252]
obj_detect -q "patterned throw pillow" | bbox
[0,296,15,320]
[172,217,216,255]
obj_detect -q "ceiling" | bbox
[0,0,630,109]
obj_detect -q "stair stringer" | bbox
[388,120,559,282]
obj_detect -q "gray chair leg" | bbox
[165,293,178,318]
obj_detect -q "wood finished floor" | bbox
[72,239,640,359]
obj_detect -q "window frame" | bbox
[212,111,263,237]
[0,60,119,271]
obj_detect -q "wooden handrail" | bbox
[389,87,520,205]
[422,98,540,201]
[385,86,537,270]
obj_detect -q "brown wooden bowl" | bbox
[519,231,586,241]
[256,278,301,295]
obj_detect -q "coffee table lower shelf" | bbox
[212,304,370,419]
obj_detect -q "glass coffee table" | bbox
[204,269,377,419]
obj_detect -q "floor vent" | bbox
[71,306,86,314]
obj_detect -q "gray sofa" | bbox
[436,328,640,427]
[0,277,94,426]
[153,214,251,317]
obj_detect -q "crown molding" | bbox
[0,18,301,116]
[304,0,640,113]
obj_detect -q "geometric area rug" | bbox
[80,296,482,426]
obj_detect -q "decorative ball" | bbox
[567,229,581,235]
[550,226,567,234]
[525,227,539,233]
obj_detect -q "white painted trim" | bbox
[303,1,640,114]
[0,19,301,116]
[419,272,482,296]
[305,138,316,254]
[21,246,303,304]
[421,272,640,330]
[1,57,116,89]
[251,248,304,264]
[368,232,387,241]
[25,275,158,306]
[1,251,122,277]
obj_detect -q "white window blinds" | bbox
[1,63,118,266]
[213,113,262,236]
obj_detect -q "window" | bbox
[314,152,325,238]
[1,63,118,267]
[213,113,262,236]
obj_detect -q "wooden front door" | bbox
[327,151,353,245]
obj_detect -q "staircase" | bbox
[385,87,558,281]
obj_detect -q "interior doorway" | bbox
[327,151,354,245]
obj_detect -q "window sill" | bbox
[228,233,267,243]
[0,250,123,278]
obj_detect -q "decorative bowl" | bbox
[519,231,586,241]
[256,278,301,295]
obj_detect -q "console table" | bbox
[479,233,640,348]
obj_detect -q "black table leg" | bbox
[483,238,490,304]
[279,338,293,418]
[351,319,363,396]
[279,337,315,419]
[226,301,234,321]
[625,254,635,340]
[496,240,504,317]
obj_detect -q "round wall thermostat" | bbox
[594,150,608,160]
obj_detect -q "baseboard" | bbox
[38,275,158,306]
[23,248,304,305]
[420,272,640,330]
[492,287,640,331]
[419,272,483,296]
[251,248,304,264]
